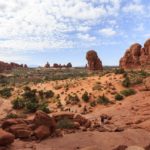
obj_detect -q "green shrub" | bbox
[44,90,54,98]
[12,97,25,109]
[97,95,110,105]
[122,77,131,87]
[6,113,18,119]
[38,103,50,113]
[114,68,125,74]
[38,90,44,99]
[0,87,13,98]
[121,89,136,97]
[90,101,96,107]
[66,94,80,105]
[57,118,75,129]
[115,94,124,101]
[82,91,89,102]
[22,88,37,102]
[25,102,38,113]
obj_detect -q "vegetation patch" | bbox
[57,118,75,129]
[115,93,124,101]
[0,87,13,98]
[12,86,51,113]
[82,91,90,102]
[97,95,111,105]
[120,89,136,97]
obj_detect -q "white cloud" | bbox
[0,0,121,52]
[77,33,96,42]
[99,28,117,36]
[122,1,144,14]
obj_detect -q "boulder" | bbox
[86,50,103,71]
[52,112,74,121]
[34,125,50,140]
[1,118,26,129]
[0,129,15,146]
[8,124,32,138]
[73,114,91,128]
[33,111,56,133]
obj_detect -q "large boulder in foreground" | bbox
[86,50,103,71]
[120,39,150,69]
[0,129,15,146]
[33,110,56,134]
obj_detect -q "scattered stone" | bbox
[0,129,15,146]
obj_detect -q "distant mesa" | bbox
[120,38,150,69]
[86,50,103,71]
[0,61,28,73]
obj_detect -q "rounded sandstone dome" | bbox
[130,43,141,56]
[86,50,98,61]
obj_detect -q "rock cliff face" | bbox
[86,50,103,71]
[0,61,27,72]
[120,39,150,69]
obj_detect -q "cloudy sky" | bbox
[0,0,150,66]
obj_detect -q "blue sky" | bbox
[0,0,150,67]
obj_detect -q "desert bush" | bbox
[82,91,89,102]
[25,101,38,113]
[114,68,125,74]
[139,70,149,77]
[22,87,37,102]
[122,77,131,87]
[12,97,25,109]
[57,100,62,108]
[115,93,124,101]
[120,89,136,97]
[38,90,44,99]
[90,101,96,107]
[0,87,13,98]
[38,103,50,113]
[66,94,80,105]
[44,90,54,98]
[6,113,18,119]
[97,95,110,105]
[57,118,75,129]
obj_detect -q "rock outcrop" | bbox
[120,39,150,69]
[44,62,50,68]
[0,61,28,72]
[0,129,15,146]
[53,63,72,68]
[86,50,103,71]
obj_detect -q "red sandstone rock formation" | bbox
[120,39,150,69]
[53,63,72,68]
[44,62,50,68]
[86,50,103,71]
[66,62,72,68]
[0,61,28,72]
